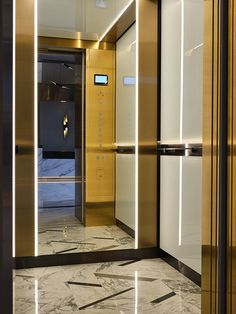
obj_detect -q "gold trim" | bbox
[202,1,220,313]
[38,37,115,51]
[228,1,236,312]
[15,0,35,257]
[137,0,158,248]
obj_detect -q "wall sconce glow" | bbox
[98,0,134,42]
[12,0,16,258]
[34,0,38,257]
[135,2,139,250]
[63,115,69,138]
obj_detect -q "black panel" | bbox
[218,0,229,313]
[40,101,75,152]
[0,0,13,313]
[42,151,75,159]
[15,248,160,269]
[159,249,201,287]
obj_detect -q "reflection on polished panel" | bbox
[160,0,203,275]
[38,0,133,40]
[36,6,137,253]
[14,259,201,313]
[38,206,134,255]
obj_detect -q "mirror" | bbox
[37,0,137,256]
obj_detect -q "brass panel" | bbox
[85,49,115,226]
[137,0,157,248]
[202,1,220,313]
[228,1,236,313]
[15,0,35,256]
[38,37,115,51]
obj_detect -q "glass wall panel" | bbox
[160,0,203,274]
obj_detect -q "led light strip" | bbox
[12,0,16,258]
[98,0,134,42]
[178,0,185,247]
[135,271,138,314]
[35,279,38,314]
[34,0,38,257]
[135,3,139,250]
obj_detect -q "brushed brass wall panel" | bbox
[15,0,35,256]
[85,49,115,226]
[137,0,157,248]
[202,1,220,313]
[228,1,236,312]
[38,37,115,51]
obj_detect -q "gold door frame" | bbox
[228,1,236,312]
[202,0,222,313]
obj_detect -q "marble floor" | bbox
[14,258,201,313]
[39,206,135,255]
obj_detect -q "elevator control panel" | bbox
[94,74,108,86]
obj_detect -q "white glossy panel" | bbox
[160,156,180,254]
[115,154,135,230]
[181,157,202,273]
[182,0,203,143]
[161,0,181,143]
[116,24,136,145]
[160,156,202,274]
[38,0,132,40]
[161,0,203,143]
[115,25,136,231]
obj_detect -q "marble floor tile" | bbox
[14,259,201,314]
[38,206,135,255]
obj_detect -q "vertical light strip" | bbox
[135,271,138,314]
[178,0,185,247]
[35,280,38,314]
[180,0,184,144]
[135,2,139,249]
[12,0,16,258]
[178,157,183,246]
[34,0,38,257]
[98,0,134,42]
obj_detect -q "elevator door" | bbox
[159,0,203,274]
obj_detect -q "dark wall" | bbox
[38,57,83,154]
[0,0,13,313]
[40,101,75,152]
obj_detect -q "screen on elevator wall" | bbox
[94,74,108,85]
[123,76,136,86]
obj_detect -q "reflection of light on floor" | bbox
[135,271,138,314]
[35,280,38,314]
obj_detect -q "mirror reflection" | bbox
[37,0,136,255]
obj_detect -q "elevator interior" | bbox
[36,6,137,255]
[15,0,202,287]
